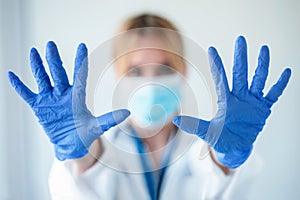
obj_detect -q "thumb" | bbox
[96,109,131,133]
[172,116,209,139]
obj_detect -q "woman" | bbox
[7,14,291,199]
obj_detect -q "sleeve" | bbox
[187,139,263,200]
[48,153,119,200]
[48,159,100,200]
[48,130,123,200]
[221,151,264,200]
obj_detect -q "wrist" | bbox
[209,148,231,175]
[68,138,103,176]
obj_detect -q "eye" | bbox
[157,63,175,75]
[126,67,142,77]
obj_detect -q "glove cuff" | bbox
[54,144,89,161]
[214,146,253,168]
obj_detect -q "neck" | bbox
[132,122,175,151]
[133,122,176,168]
[144,124,175,152]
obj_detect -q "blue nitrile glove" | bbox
[7,42,130,161]
[173,36,291,168]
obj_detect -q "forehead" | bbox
[114,34,186,76]
[126,48,170,67]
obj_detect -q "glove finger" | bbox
[72,43,88,106]
[208,47,230,102]
[73,110,130,150]
[96,109,131,133]
[232,36,248,96]
[265,68,291,106]
[172,116,210,139]
[30,48,52,93]
[73,43,88,82]
[250,45,270,98]
[7,71,36,106]
[46,41,70,92]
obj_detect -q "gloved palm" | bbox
[8,42,130,161]
[173,36,291,168]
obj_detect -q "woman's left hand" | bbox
[173,36,291,168]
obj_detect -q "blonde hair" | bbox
[113,13,186,76]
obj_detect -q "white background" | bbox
[0,0,299,199]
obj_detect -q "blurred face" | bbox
[114,36,185,133]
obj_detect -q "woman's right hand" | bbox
[7,42,130,161]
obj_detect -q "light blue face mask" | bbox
[127,74,182,130]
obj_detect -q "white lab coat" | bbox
[49,124,262,200]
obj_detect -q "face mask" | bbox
[126,74,182,130]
